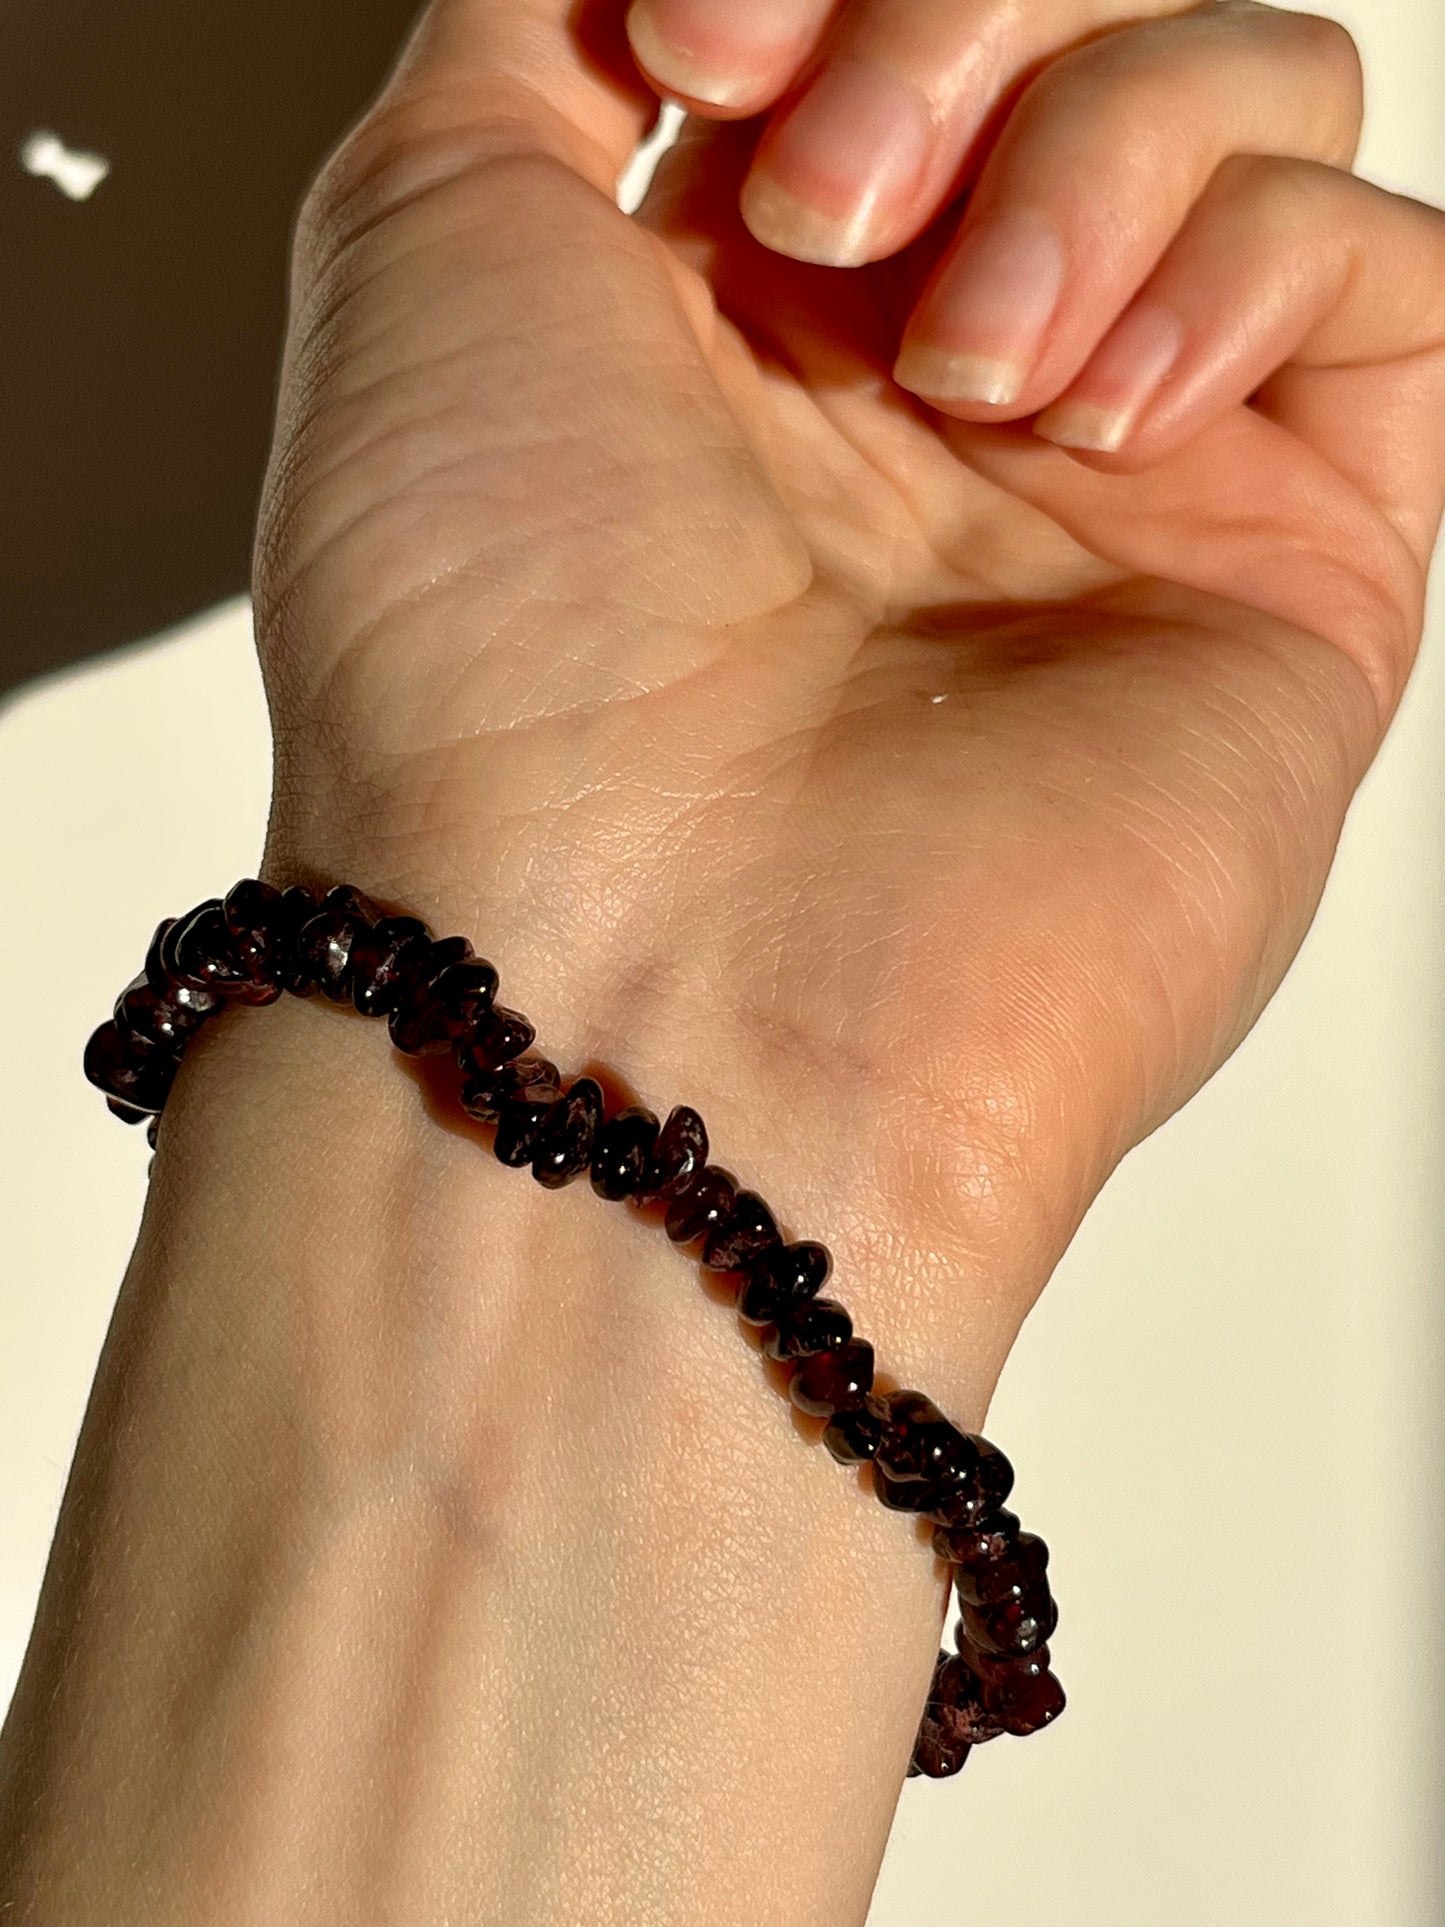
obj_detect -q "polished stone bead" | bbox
[460,1054,560,1124]
[114,975,209,1052]
[877,1395,979,1489]
[350,915,433,1017]
[494,1093,562,1167]
[275,885,322,994]
[820,1393,889,1463]
[663,1165,738,1243]
[931,1509,1021,1571]
[701,1190,780,1271]
[751,1240,831,1306]
[386,938,477,1052]
[221,878,285,984]
[640,1105,708,1200]
[953,1531,1049,1607]
[170,903,281,1004]
[959,1587,1058,1659]
[910,1716,972,1779]
[84,1021,175,1113]
[144,916,178,992]
[975,1650,1065,1735]
[106,1095,150,1124]
[156,899,220,982]
[591,1106,660,1200]
[788,1340,874,1417]
[759,1295,852,1356]
[873,1466,941,1514]
[322,884,379,921]
[532,1078,604,1189]
[974,1436,1016,1510]
[295,907,369,1003]
[929,1653,1006,1745]
[456,1005,535,1078]
[925,1435,1016,1529]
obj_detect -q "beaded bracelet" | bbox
[85,879,1066,1778]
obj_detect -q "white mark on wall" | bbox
[19,131,111,203]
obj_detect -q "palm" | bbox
[255,71,1419,1345]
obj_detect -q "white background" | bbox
[1,2,1441,1921]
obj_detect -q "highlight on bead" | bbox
[85,878,1065,1775]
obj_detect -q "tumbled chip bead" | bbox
[156,899,221,982]
[820,1393,889,1464]
[959,1588,1058,1659]
[929,1652,1007,1746]
[275,885,322,994]
[663,1165,737,1244]
[932,1508,1021,1570]
[169,900,279,1005]
[750,1240,831,1306]
[877,1398,980,1490]
[759,1294,852,1357]
[456,1005,535,1078]
[639,1105,707,1201]
[926,1435,1016,1529]
[591,1106,660,1201]
[295,906,370,1003]
[350,915,433,1017]
[701,1190,781,1271]
[222,878,285,983]
[114,975,209,1052]
[953,1531,1049,1608]
[386,937,476,1052]
[494,1090,563,1167]
[460,1054,560,1124]
[873,1466,943,1514]
[532,1077,604,1189]
[788,1340,875,1417]
[979,1656,1066,1737]
[910,1716,972,1779]
[84,1022,176,1113]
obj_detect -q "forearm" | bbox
[0,992,992,1927]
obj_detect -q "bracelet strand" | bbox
[85,878,1067,1778]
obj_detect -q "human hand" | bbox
[254,0,1445,1396]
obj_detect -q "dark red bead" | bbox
[172,901,275,1000]
[456,1006,535,1078]
[156,899,221,981]
[932,1509,1021,1570]
[107,1095,150,1124]
[591,1106,660,1200]
[275,885,323,994]
[532,1078,604,1189]
[877,1397,979,1489]
[84,1022,176,1113]
[960,1587,1057,1659]
[460,1054,560,1124]
[663,1165,737,1243]
[144,917,178,992]
[979,1656,1066,1736]
[640,1105,708,1200]
[386,938,478,1053]
[758,1295,852,1354]
[322,884,379,920]
[873,1466,940,1514]
[910,1716,972,1779]
[350,916,433,1017]
[295,907,369,1003]
[929,1653,1006,1745]
[494,1092,562,1167]
[114,975,210,1052]
[821,1393,889,1463]
[221,878,285,985]
[953,1531,1049,1608]
[701,1190,780,1271]
[974,1437,1016,1510]
[925,1435,1016,1529]
[789,1340,874,1417]
[750,1240,831,1306]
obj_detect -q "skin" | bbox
[2,0,1443,1921]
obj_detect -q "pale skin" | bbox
[2,0,1443,1920]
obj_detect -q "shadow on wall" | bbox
[0,0,421,702]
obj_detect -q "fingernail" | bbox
[740,62,932,267]
[893,209,1067,404]
[626,1,796,109]
[1033,302,1184,451]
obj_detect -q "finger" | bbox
[892,5,1362,407]
[1029,159,1445,563]
[625,0,840,112]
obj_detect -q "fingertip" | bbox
[624,2,776,112]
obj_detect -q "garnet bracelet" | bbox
[85,878,1066,1778]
